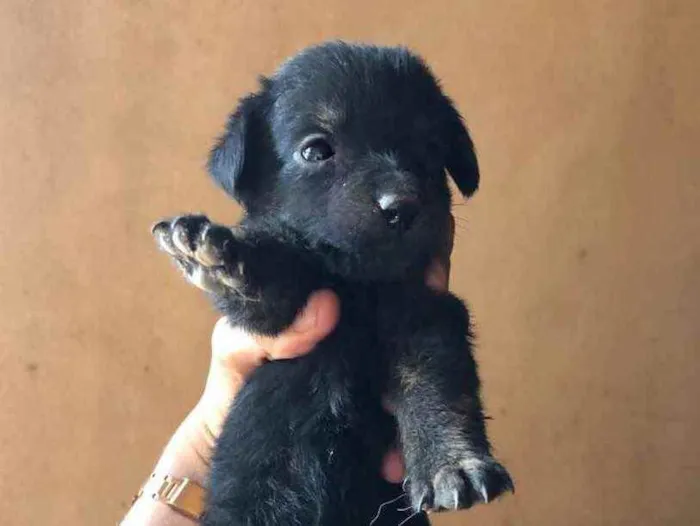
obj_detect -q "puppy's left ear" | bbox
[443,102,480,198]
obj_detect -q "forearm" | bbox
[120,405,213,526]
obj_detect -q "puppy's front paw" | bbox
[152,215,247,295]
[407,454,513,513]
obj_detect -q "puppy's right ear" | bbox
[207,85,272,206]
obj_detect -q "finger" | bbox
[425,258,449,291]
[425,214,455,291]
[262,289,341,360]
[381,449,406,483]
[441,213,455,261]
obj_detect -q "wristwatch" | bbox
[132,473,205,520]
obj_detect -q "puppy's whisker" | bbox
[452,216,471,233]
[368,493,407,526]
[397,510,423,526]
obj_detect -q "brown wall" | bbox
[0,1,697,525]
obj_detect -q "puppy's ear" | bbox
[443,102,480,198]
[208,84,273,206]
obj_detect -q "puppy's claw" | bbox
[463,458,514,505]
[171,220,195,255]
[152,222,178,256]
[478,483,490,504]
[408,455,513,513]
[409,484,433,513]
[195,224,236,267]
[151,220,169,236]
[433,466,467,510]
[194,224,221,267]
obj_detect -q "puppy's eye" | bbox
[300,138,334,162]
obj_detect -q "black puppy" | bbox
[153,42,513,526]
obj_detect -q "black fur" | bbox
[154,42,513,526]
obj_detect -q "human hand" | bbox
[195,290,341,443]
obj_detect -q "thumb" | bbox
[261,289,340,360]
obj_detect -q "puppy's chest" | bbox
[333,282,405,367]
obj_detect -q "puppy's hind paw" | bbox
[152,215,247,295]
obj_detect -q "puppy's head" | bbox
[209,42,479,280]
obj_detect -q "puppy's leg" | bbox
[380,287,514,514]
[153,215,348,525]
[152,214,320,334]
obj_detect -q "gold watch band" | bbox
[133,473,206,520]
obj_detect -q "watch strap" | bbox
[133,473,205,520]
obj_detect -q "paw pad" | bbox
[152,215,244,294]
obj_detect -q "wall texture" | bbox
[0,1,697,525]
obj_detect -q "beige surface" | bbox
[0,1,698,525]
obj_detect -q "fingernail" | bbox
[292,298,318,332]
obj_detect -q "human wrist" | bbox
[120,410,211,525]
[172,403,220,471]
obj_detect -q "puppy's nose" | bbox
[377,194,420,231]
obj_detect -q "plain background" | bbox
[0,1,698,525]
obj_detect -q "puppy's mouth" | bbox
[319,210,446,281]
